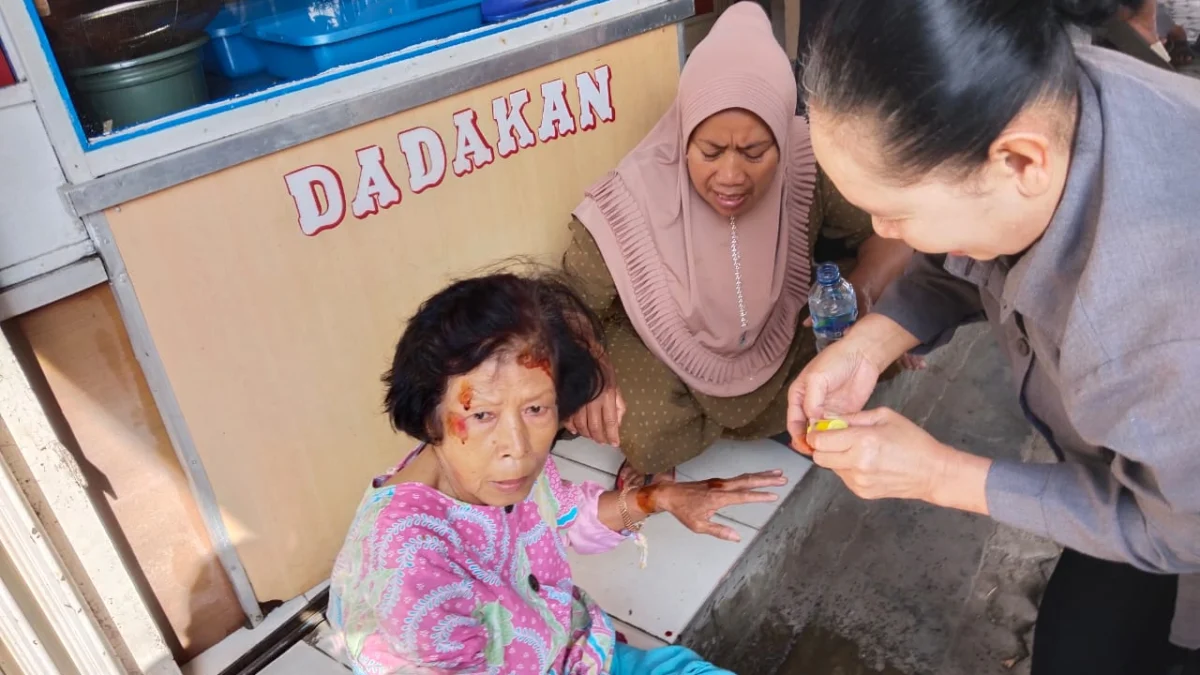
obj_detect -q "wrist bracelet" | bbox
[618,485,645,533]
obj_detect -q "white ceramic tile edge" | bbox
[610,617,669,651]
[552,436,625,476]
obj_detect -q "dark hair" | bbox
[383,272,606,444]
[803,0,1122,180]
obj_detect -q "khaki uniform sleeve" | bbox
[562,218,619,321]
[813,165,874,250]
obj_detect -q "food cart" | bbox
[0,0,777,668]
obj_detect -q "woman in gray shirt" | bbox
[790,0,1200,672]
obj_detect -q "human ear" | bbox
[989,131,1053,198]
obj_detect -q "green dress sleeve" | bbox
[813,165,875,252]
[562,217,620,322]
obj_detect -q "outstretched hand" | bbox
[653,471,787,542]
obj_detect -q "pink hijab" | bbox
[573,2,817,397]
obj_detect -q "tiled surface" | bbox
[554,436,814,530]
[611,617,669,651]
[676,438,814,529]
[553,436,625,476]
[259,642,349,674]
[555,456,756,644]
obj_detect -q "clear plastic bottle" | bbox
[809,262,858,351]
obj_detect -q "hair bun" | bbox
[1051,0,1125,26]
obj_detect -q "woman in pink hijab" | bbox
[563,1,915,487]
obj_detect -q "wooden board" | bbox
[103,26,681,602]
[14,286,245,661]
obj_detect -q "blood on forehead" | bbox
[516,347,553,381]
[457,381,473,411]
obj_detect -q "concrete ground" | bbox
[683,325,1064,675]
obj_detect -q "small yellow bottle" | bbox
[807,418,848,434]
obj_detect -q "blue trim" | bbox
[21,0,608,152]
[555,506,578,528]
[19,0,90,149]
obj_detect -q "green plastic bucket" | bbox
[69,36,210,134]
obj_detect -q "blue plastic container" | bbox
[481,0,571,23]
[245,0,484,81]
[204,9,266,77]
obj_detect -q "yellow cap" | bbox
[807,418,848,433]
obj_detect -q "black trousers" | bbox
[1033,548,1184,675]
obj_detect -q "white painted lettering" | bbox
[451,109,496,177]
[350,145,402,219]
[398,127,448,193]
[577,66,615,131]
[491,89,536,158]
[284,165,346,236]
[537,79,577,143]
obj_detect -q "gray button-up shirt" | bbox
[875,47,1200,642]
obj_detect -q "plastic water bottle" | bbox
[809,263,858,351]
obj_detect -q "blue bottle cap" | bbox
[816,262,841,286]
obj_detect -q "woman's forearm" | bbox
[928,447,992,516]
[596,486,657,532]
[845,314,922,373]
[847,235,913,305]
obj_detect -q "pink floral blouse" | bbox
[329,451,630,674]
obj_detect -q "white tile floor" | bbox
[233,437,812,673]
[554,437,813,644]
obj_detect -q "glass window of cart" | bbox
[29,0,599,140]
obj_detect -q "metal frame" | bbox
[85,211,265,626]
[0,0,91,182]
[62,0,693,216]
[0,256,106,321]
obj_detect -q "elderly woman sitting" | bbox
[329,272,784,673]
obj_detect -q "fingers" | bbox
[710,470,786,490]
[615,389,627,422]
[786,378,809,451]
[839,407,893,427]
[802,317,813,328]
[811,449,858,471]
[692,519,742,543]
[602,390,621,447]
[575,406,595,442]
[717,490,780,506]
[802,375,830,424]
[806,426,859,454]
[564,419,577,435]
[586,396,609,445]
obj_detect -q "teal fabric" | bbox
[610,643,734,675]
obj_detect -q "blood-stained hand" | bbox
[646,471,788,542]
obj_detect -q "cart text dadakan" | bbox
[284,65,616,236]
